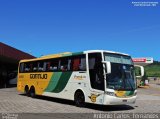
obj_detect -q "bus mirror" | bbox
[134,65,144,78]
[102,61,111,74]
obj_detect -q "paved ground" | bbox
[0,84,160,118]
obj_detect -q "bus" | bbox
[17,50,144,107]
[8,70,18,86]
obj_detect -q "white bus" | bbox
[17,50,144,107]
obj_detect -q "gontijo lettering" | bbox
[30,74,47,79]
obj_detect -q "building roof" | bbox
[0,42,35,63]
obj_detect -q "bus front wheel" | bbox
[74,90,85,107]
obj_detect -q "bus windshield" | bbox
[104,53,136,91]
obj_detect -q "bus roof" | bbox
[20,50,130,62]
[84,50,129,56]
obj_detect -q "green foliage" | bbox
[135,67,141,76]
[144,61,160,77]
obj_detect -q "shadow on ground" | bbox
[19,94,134,112]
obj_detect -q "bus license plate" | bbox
[123,100,127,102]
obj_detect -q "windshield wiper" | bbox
[127,79,134,91]
[125,72,134,91]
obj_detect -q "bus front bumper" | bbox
[104,95,137,105]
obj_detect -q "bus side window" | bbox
[89,58,95,70]
[38,62,44,72]
[68,59,72,71]
[29,63,33,72]
[43,61,52,72]
[60,58,68,72]
[44,62,50,72]
[79,57,86,71]
[32,62,38,72]
[24,63,30,72]
[19,63,24,73]
[50,59,59,71]
[73,58,80,71]
[72,55,86,71]
[43,62,46,71]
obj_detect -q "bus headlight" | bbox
[105,91,115,96]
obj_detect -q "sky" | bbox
[0,0,160,60]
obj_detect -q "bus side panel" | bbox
[42,72,105,105]
[17,71,105,105]
[42,71,88,100]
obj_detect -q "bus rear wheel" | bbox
[29,86,36,98]
[74,91,85,107]
[24,86,29,96]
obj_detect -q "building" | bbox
[133,57,154,86]
[0,42,35,88]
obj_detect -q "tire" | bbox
[29,87,36,98]
[24,86,29,96]
[74,91,85,107]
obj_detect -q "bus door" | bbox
[88,53,104,91]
